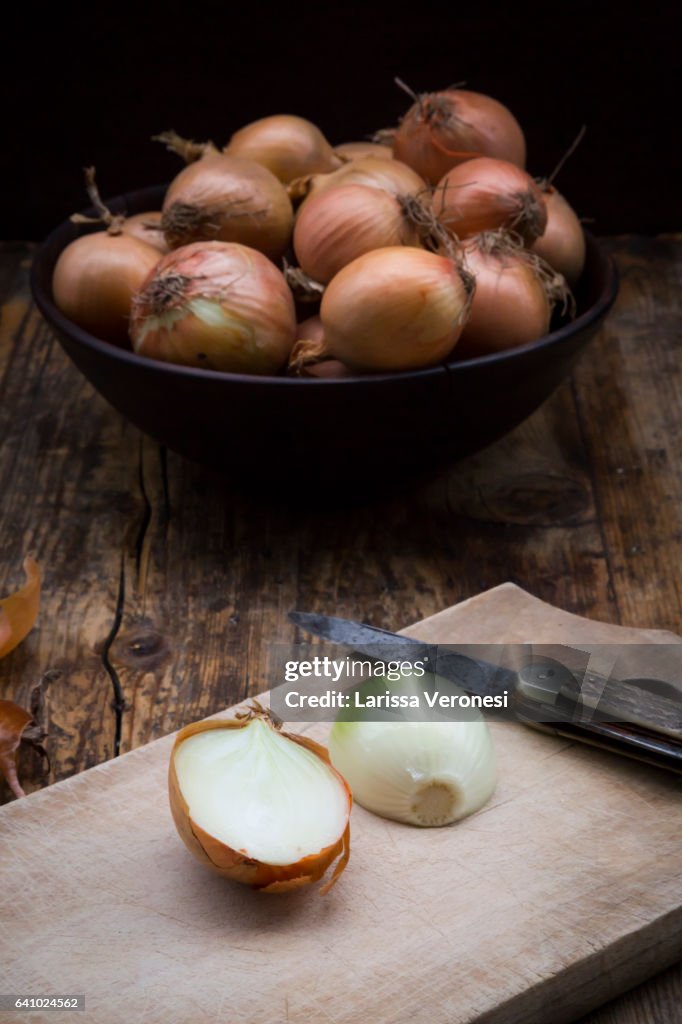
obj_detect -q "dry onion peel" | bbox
[393,81,526,183]
[169,703,352,894]
[0,699,48,799]
[131,241,296,374]
[433,157,547,244]
[0,557,41,660]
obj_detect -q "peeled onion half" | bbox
[169,706,352,893]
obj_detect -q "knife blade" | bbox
[288,611,682,773]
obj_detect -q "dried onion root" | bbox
[169,702,352,893]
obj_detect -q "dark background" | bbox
[2,2,680,240]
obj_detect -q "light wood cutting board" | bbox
[1,584,681,1024]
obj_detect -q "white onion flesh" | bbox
[174,718,349,864]
[329,679,496,827]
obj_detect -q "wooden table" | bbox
[0,236,680,1022]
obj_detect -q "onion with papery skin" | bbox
[161,154,293,260]
[130,241,296,374]
[288,317,354,378]
[393,86,526,183]
[293,184,423,284]
[329,674,496,827]
[290,155,425,205]
[169,703,352,893]
[53,233,159,345]
[321,246,472,372]
[224,115,341,183]
[531,185,586,286]
[335,141,394,161]
[121,212,169,254]
[433,157,547,244]
[456,233,562,359]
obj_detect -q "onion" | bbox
[320,246,472,372]
[293,184,422,284]
[288,317,354,378]
[329,674,496,827]
[161,154,293,260]
[224,114,341,183]
[335,141,394,161]
[290,155,425,205]
[456,232,564,359]
[121,212,169,254]
[130,241,296,374]
[53,232,159,345]
[393,85,526,183]
[433,157,547,244]
[169,703,352,893]
[531,185,586,286]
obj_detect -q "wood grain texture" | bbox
[0,585,681,1024]
[0,237,681,1022]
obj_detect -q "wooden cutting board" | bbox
[1,584,681,1024]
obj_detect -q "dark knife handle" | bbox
[522,716,682,774]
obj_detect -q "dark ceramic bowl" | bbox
[31,184,618,488]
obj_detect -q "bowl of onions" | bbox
[30,95,618,490]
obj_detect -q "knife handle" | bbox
[522,716,682,774]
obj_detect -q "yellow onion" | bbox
[433,157,547,244]
[393,86,526,183]
[161,154,293,260]
[130,241,296,374]
[320,246,472,372]
[53,231,159,345]
[291,155,425,205]
[169,704,352,894]
[288,317,354,378]
[335,141,394,161]
[121,211,169,254]
[293,184,423,284]
[456,233,563,359]
[531,185,586,286]
[224,114,341,183]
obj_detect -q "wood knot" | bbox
[113,629,169,670]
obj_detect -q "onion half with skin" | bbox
[433,157,547,244]
[329,676,496,827]
[393,87,526,183]
[169,705,352,893]
[161,154,293,260]
[224,114,342,183]
[130,241,296,374]
[320,246,472,372]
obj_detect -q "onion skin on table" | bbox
[168,713,352,894]
[0,557,41,660]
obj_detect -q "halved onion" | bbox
[169,705,352,893]
[224,114,341,183]
[161,154,293,260]
[393,87,526,183]
[130,241,296,374]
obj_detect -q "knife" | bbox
[288,611,682,774]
